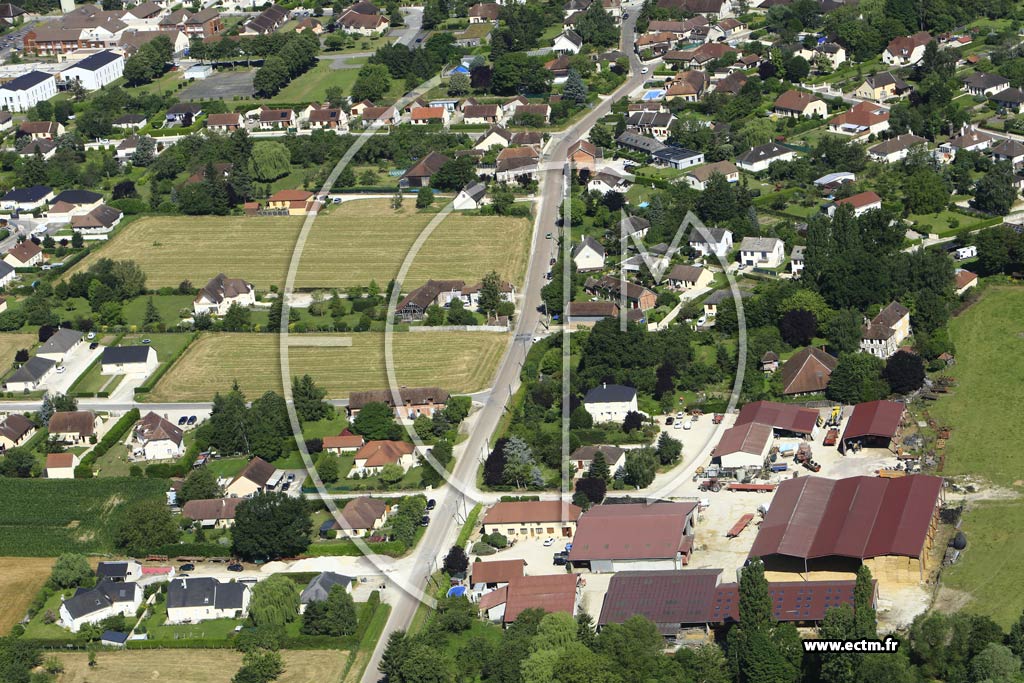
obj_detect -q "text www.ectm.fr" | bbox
[802,638,900,653]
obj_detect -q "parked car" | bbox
[543,537,555,547]
[86,332,95,340]
[55,366,66,374]
[420,515,430,527]
[141,338,151,344]
[187,415,197,425]
[641,66,649,74]
[665,417,674,425]
[179,563,195,571]
[281,482,290,491]
[426,499,436,511]
[177,416,188,426]
[88,342,98,350]
[227,563,244,572]
[287,473,296,482]
[553,552,567,566]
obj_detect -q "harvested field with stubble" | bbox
[0,333,39,369]
[55,649,347,683]
[145,331,508,401]
[68,200,532,291]
[0,557,54,633]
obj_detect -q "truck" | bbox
[823,429,839,446]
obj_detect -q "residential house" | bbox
[0,413,35,451]
[225,457,281,498]
[992,139,1024,166]
[954,269,978,296]
[469,560,524,594]
[0,185,53,212]
[667,264,713,290]
[568,139,600,171]
[166,577,250,624]
[468,2,501,22]
[566,301,625,326]
[939,125,994,161]
[410,106,448,125]
[481,574,582,625]
[626,110,675,141]
[855,71,911,102]
[0,261,12,289]
[304,105,346,132]
[183,7,222,38]
[714,70,748,96]
[495,149,540,183]
[790,245,805,276]
[4,240,42,268]
[241,4,287,34]
[511,103,550,124]
[101,345,157,375]
[651,146,704,169]
[481,500,582,538]
[347,387,449,420]
[60,580,141,632]
[323,432,364,454]
[400,151,450,188]
[772,90,827,118]
[544,54,572,82]
[193,274,255,316]
[395,279,465,320]
[963,72,1009,97]
[860,301,911,358]
[552,29,582,54]
[349,440,416,477]
[665,71,708,102]
[780,347,838,396]
[4,356,54,392]
[583,382,638,423]
[882,31,931,66]
[685,161,738,190]
[588,168,631,194]
[266,189,315,215]
[70,203,122,235]
[336,9,389,35]
[689,227,733,258]
[867,133,927,163]
[182,497,243,528]
[991,87,1024,114]
[828,190,883,217]
[736,142,795,173]
[569,445,626,478]
[60,49,123,90]
[460,279,515,309]
[739,236,785,268]
[17,139,56,160]
[19,120,64,140]
[453,182,487,210]
[45,452,79,479]
[48,411,97,444]
[37,328,82,362]
[462,103,502,126]
[761,351,779,373]
[0,70,57,112]
[358,105,398,126]
[475,125,513,150]
[299,572,353,614]
[321,496,389,538]
[571,236,605,272]
[113,113,147,131]
[827,101,889,137]
[257,106,295,130]
[95,561,143,584]
[132,411,184,460]
[584,275,657,310]
[615,131,665,157]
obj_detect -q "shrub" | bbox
[471,542,496,555]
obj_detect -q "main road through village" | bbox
[358,8,647,681]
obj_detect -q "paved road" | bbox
[358,7,646,682]
[393,7,425,47]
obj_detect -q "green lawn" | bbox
[22,590,73,639]
[269,59,370,104]
[94,442,133,477]
[123,295,195,329]
[144,601,245,639]
[303,415,349,440]
[68,360,124,395]
[206,457,249,478]
[930,286,1024,486]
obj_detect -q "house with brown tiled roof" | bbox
[780,347,838,396]
[860,301,911,359]
[320,496,389,537]
[206,112,243,132]
[482,501,582,538]
[828,191,882,218]
[323,431,364,453]
[46,452,80,479]
[0,413,35,451]
[348,387,450,420]
[773,90,826,118]
[462,103,502,125]
[337,9,389,35]
[400,151,450,188]
[883,31,931,66]
[954,269,978,296]
[49,411,98,444]
[18,120,63,140]
[350,440,416,477]
[183,498,244,528]
[133,411,184,460]
[266,189,314,215]
[194,273,255,316]
[225,456,281,498]
[828,101,889,137]
[257,106,295,130]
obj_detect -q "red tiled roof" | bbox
[567,502,697,562]
[483,501,582,526]
[503,574,577,623]
[841,400,904,441]
[470,559,524,585]
[749,474,942,560]
[46,452,75,468]
[734,401,818,434]
[836,191,882,209]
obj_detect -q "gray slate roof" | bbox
[102,345,152,365]
[583,383,637,404]
[167,577,247,610]
[6,356,54,384]
[300,571,353,604]
[38,328,82,355]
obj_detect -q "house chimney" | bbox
[602,382,607,389]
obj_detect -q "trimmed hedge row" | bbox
[75,408,140,477]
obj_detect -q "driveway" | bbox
[43,344,103,394]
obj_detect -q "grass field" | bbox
[145,331,507,401]
[268,59,373,104]
[0,333,37,369]
[930,286,1024,486]
[67,360,123,394]
[0,557,53,634]
[68,200,533,291]
[54,649,347,683]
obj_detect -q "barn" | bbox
[734,401,820,439]
[749,474,944,588]
[840,400,906,453]
[567,502,697,573]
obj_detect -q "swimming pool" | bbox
[642,89,666,100]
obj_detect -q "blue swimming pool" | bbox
[642,89,666,100]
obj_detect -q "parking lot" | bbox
[179,70,255,101]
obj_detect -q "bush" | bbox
[471,542,496,555]
[483,532,507,549]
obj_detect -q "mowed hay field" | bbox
[0,557,54,633]
[55,649,347,683]
[0,333,39,369]
[69,200,532,291]
[298,200,533,289]
[145,331,507,401]
[929,286,1024,486]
